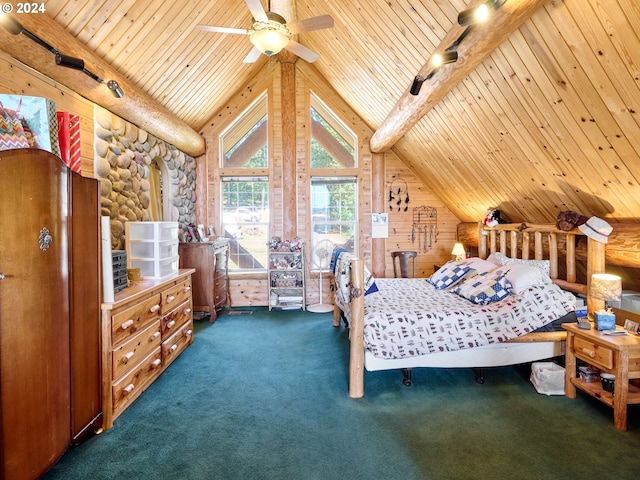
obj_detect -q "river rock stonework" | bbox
[94,106,197,249]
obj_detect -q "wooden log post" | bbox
[349,258,365,399]
[586,238,606,317]
[371,152,385,277]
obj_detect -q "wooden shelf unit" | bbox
[268,248,305,310]
[563,321,640,431]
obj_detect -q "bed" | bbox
[334,223,606,398]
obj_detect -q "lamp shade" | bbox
[451,243,466,260]
[590,273,622,301]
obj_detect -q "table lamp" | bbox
[451,243,466,261]
[590,273,622,330]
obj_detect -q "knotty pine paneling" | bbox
[385,151,461,278]
[0,51,96,178]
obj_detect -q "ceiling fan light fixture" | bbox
[249,28,290,56]
[249,13,291,56]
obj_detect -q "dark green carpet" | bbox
[43,308,640,479]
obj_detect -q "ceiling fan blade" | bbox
[284,40,320,63]
[197,25,249,35]
[245,0,268,22]
[243,46,262,64]
[286,14,334,34]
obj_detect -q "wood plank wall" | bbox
[384,151,461,277]
[0,51,96,178]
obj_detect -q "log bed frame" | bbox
[336,223,607,399]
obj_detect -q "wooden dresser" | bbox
[101,269,196,430]
[178,239,230,321]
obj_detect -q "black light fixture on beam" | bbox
[458,3,490,26]
[1,14,124,99]
[410,50,458,96]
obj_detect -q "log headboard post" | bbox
[586,237,606,317]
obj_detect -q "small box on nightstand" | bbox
[594,311,616,331]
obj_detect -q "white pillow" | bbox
[498,264,552,293]
[486,252,551,277]
[487,252,509,266]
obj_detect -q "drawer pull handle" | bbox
[183,308,192,314]
[184,286,191,292]
[121,319,134,330]
[167,320,176,329]
[185,329,193,336]
[151,359,161,368]
[170,344,178,352]
[150,304,160,313]
[150,331,160,341]
[580,347,596,358]
[123,352,135,363]
[123,384,135,395]
[167,295,175,303]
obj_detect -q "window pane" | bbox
[221,178,269,270]
[221,94,268,168]
[311,177,357,268]
[310,94,356,169]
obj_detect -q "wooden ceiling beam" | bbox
[369,0,547,153]
[0,13,205,157]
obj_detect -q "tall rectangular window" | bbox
[221,177,269,270]
[310,177,357,269]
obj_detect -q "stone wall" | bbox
[93,106,197,249]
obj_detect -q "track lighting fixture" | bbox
[0,14,124,99]
[432,51,458,68]
[409,1,503,94]
[55,53,85,70]
[458,3,490,26]
[410,76,425,96]
[107,80,124,99]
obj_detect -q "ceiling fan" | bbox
[197,0,333,63]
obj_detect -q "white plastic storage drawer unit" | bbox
[125,222,179,279]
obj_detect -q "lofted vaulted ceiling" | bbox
[15,0,640,225]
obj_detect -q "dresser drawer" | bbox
[112,350,162,415]
[574,336,615,370]
[161,299,192,338]
[162,320,194,367]
[112,322,162,380]
[162,278,192,313]
[111,293,162,346]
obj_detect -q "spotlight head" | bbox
[107,80,124,99]
[410,76,425,96]
[55,53,85,70]
[458,3,490,26]
[0,14,24,35]
[432,51,458,68]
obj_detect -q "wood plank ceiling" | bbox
[35,0,640,225]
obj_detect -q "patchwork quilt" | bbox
[336,272,575,360]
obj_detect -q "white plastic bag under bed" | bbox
[530,362,565,395]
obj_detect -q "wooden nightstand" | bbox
[563,322,640,431]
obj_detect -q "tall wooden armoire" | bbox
[0,148,102,480]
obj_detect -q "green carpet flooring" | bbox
[43,308,640,479]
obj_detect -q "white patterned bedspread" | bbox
[360,278,575,360]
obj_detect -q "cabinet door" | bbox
[0,149,71,480]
